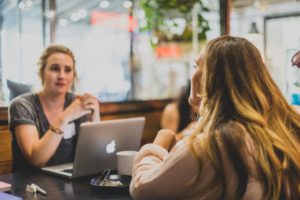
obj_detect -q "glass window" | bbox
[55,0,131,102]
[1,0,43,103]
[0,0,220,103]
[265,14,300,103]
[230,1,300,103]
[131,0,220,100]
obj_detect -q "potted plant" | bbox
[139,0,210,44]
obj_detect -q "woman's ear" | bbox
[189,73,202,107]
[40,74,44,85]
[292,51,300,68]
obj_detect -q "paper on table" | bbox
[0,192,22,200]
[0,181,11,192]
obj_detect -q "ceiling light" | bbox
[123,1,132,9]
[254,0,268,11]
[139,20,147,28]
[59,18,68,26]
[70,12,80,22]
[78,9,87,19]
[45,10,55,18]
[18,2,26,9]
[151,36,159,44]
[99,1,110,8]
[25,0,33,7]
[137,10,145,20]
[249,22,259,34]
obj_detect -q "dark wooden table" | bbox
[0,172,133,200]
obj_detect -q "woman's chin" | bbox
[52,89,68,96]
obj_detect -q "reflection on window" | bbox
[1,0,43,104]
[56,2,132,102]
[0,0,220,103]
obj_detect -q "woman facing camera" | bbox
[130,36,300,200]
[9,45,100,172]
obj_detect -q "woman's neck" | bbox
[38,90,66,111]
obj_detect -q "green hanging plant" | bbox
[139,0,210,43]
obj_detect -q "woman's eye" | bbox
[65,67,73,73]
[50,64,60,72]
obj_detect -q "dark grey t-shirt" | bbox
[9,92,89,172]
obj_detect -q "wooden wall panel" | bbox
[0,126,12,174]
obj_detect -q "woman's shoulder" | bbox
[9,92,36,107]
[163,102,179,115]
[9,93,40,123]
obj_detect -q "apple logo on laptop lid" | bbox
[106,140,116,154]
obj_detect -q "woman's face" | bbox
[292,51,300,68]
[189,50,205,107]
[42,53,75,95]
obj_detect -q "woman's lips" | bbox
[55,83,66,86]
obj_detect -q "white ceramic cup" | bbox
[116,151,138,176]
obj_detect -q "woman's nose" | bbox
[57,70,66,78]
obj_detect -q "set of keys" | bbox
[26,183,46,196]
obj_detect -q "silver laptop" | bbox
[42,117,145,179]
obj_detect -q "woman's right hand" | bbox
[61,98,92,125]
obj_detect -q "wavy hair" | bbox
[190,35,300,199]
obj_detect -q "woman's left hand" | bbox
[153,129,176,151]
[78,93,100,121]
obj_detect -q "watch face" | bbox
[50,126,63,135]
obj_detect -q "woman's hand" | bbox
[61,98,91,125]
[79,93,100,121]
[153,129,177,151]
[60,93,100,125]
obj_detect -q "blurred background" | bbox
[0,0,299,104]
[0,0,300,176]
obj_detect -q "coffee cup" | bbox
[116,151,138,176]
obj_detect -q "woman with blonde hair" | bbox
[130,35,300,200]
[9,45,100,172]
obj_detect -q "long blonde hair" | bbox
[190,35,300,199]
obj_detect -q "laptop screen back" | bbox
[72,117,145,178]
